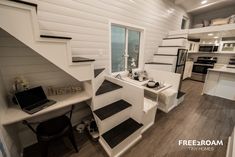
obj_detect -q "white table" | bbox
[122,77,171,94]
[121,77,172,112]
[1,92,91,125]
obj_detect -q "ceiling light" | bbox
[208,33,213,36]
[214,36,219,39]
[201,0,207,4]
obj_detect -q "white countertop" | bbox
[209,65,235,74]
[1,92,91,125]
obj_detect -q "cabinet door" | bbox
[188,62,193,77]
[183,61,193,79]
[183,62,189,79]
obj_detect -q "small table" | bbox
[121,77,172,112]
[122,77,171,94]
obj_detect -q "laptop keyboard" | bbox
[25,99,50,110]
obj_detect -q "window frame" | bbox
[109,20,145,74]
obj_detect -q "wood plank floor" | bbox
[24,80,235,157]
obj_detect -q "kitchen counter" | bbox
[203,65,235,100]
[208,66,235,74]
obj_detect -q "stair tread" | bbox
[159,46,183,47]
[40,35,72,40]
[72,57,95,62]
[102,118,143,148]
[163,37,187,40]
[9,0,37,8]
[94,68,105,78]
[94,100,131,120]
[145,62,173,65]
[177,91,186,99]
[154,54,177,56]
[95,80,122,96]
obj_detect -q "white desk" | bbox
[1,92,91,125]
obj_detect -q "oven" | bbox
[191,63,214,82]
[191,57,217,82]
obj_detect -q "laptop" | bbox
[15,86,56,114]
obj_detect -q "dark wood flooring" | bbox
[24,80,235,157]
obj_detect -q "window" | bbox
[111,24,141,73]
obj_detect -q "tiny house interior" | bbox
[0,0,235,157]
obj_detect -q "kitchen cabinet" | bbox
[187,41,199,53]
[183,61,193,79]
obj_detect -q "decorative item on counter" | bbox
[133,72,139,80]
[130,58,136,68]
[128,69,133,78]
[147,80,156,88]
[138,75,144,82]
[12,76,29,92]
[47,84,82,96]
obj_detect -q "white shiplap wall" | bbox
[0,28,92,148]
[35,0,187,68]
[0,28,81,92]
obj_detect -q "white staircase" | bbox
[145,36,187,73]
[91,71,144,157]
[0,0,94,81]
[145,33,188,108]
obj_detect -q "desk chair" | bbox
[23,106,78,157]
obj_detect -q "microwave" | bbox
[199,45,219,52]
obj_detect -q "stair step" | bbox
[9,0,37,8]
[94,100,131,120]
[94,68,105,78]
[177,91,186,99]
[40,35,72,40]
[102,118,143,149]
[163,37,187,40]
[72,57,95,63]
[159,46,183,47]
[145,62,173,65]
[96,80,122,96]
[154,54,177,56]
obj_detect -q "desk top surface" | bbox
[1,92,91,125]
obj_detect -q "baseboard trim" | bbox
[141,122,154,133]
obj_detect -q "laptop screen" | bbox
[15,86,47,109]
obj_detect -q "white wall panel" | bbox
[35,0,187,68]
[0,29,92,149]
[0,30,81,93]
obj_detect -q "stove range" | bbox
[191,57,217,82]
